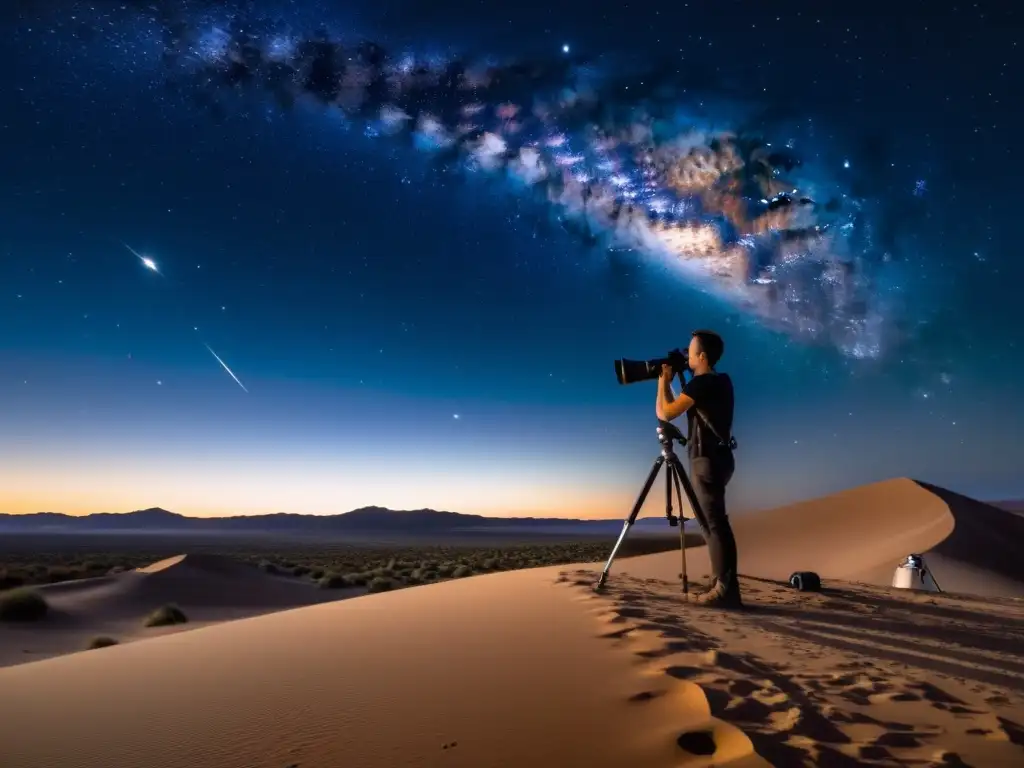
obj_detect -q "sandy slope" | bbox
[616,478,1024,599]
[0,553,361,667]
[563,570,1024,766]
[2,477,1023,767]
[0,567,768,768]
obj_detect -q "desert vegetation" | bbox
[0,533,689,594]
[0,586,49,622]
[144,604,189,627]
[86,636,120,649]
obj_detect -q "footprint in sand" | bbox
[874,730,928,749]
[675,729,717,757]
[911,681,966,705]
[665,664,706,681]
[603,627,635,640]
[615,605,648,619]
[929,749,972,767]
[835,660,872,670]
[995,716,1024,745]
[627,689,669,703]
[727,679,761,697]
[871,690,923,703]
[944,704,987,716]
[966,727,995,736]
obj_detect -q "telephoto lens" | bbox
[614,349,687,385]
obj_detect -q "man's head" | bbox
[688,329,724,373]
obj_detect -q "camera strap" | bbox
[694,407,738,451]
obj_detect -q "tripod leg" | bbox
[668,454,710,535]
[921,556,943,593]
[595,456,664,591]
[670,464,688,596]
[664,461,676,524]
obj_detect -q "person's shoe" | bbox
[682,576,717,597]
[695,576,719,595]
[692,579,743,609]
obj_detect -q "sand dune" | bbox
[0,553,358,667]
[2,478,1023,767]
[620,478,1024,599]
[0,567,770,768]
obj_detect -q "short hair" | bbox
[692,329,724,367]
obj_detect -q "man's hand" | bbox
[656,364,695,422]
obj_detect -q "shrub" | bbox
[258,560,280,574]
[144,604,188,627]
[45,566,74,584]
[346,571,371,586]
[452,565,473,578]
[317,573,347,589]
[367,576,395,593]
[0,569,26,590]
[87,636,119,649]
[0,587,48,621]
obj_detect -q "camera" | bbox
[614,348,688,385]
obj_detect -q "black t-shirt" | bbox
[682,372,734,459]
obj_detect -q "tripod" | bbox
[595,420,709,594]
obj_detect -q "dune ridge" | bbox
[0,552,356,667]
[599,478,1024,599]
[0,567,770,768]
[916,483,1024,597]
[44,552,343,613]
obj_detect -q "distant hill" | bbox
[0,506,675,534]
[991,500,1024,516]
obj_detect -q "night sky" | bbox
[1,1,1021,518]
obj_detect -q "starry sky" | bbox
[1,0,1021,519]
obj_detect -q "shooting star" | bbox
[204,343,248,392]
[123,241,159,274]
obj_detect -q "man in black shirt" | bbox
[655,329,740,608]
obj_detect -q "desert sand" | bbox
[1,477,1023,767]
[0,553,362,668]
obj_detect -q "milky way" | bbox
[83,3,912,360]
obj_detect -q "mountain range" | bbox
[992,500,1024,516]
[0,506,671,534]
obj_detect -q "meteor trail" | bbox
[204,343,248,392]
[121,238,247,392]
[124,242,159,274]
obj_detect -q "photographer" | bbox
[655,330,740,608]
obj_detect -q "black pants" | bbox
[689,451,738,590]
